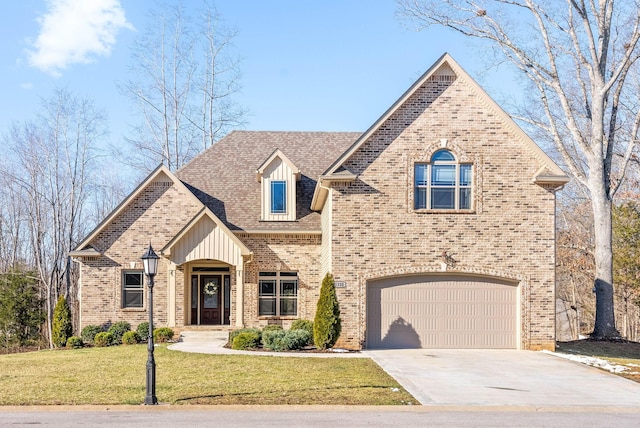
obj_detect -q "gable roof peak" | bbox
[256,148,301,182]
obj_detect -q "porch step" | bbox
[175,329,231,344]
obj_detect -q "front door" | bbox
[201,275,221,325]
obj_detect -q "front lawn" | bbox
[0,345,415,405]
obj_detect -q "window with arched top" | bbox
[414,150,472,210]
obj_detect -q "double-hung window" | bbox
[122,271,143,308]
[415,150,472,210]
[258,271,298,316]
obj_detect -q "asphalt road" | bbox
[1,406,639,427]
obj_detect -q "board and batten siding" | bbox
[170,215,243,266]
[261,158,297,221]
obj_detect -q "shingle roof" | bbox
[175,130,361,231]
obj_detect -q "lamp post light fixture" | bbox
[141,243,159,405]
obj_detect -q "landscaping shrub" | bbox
[52,296,73,348]
[80,325,103,345]
[290,319,314,345]
[313,273,342,350]
[107,321,131,345]
[153,327,174,343]
[228,328,262,345]
[136,322,150,340]
[262,324,283,333]
[122,331,140,345]
[94,332,114,347]
[263,329,311,351]
[232,330,261,350]
[262,329,287,351]
[65,336,83,349]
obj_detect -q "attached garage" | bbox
[366,275,518,349]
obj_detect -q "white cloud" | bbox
[20,82,34,90]
[26,0,133,76]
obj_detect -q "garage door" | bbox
[367,275,517,349]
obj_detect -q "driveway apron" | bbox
[365,349,640,407]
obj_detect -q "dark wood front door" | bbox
[200,275,221,325]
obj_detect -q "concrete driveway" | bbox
[365,349,640,407]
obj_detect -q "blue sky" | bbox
[0,1,518,146]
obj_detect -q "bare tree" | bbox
[122,0,245,172]
[398,0,640,339]
[1,89,105,347]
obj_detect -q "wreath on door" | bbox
[203,281,218,296]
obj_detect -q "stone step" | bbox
[176,329,230,344]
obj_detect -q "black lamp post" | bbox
[142,244,159,405]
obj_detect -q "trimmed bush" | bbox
[107,321,131,345]
[66,336,84,349]
[80,325,103,345]
[283,329,311,350]
[262,329,287,351]
[229,328,262,345]
[122,331,140,345]
[263,329,311,351]
[94,332,114,347]
[313,273,342,350]
[136,322,150,340]
[153,327,174,343]
[52,296,73,348]
[290,319,314,345]
[262,324,283,333]
[232,331,261,350]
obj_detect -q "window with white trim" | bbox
[270,180,287,214]
[258,271,298,316]
[415,150,472,210]
[122,271,143,308]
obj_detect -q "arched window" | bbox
[414,150,472,210]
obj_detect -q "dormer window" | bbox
[271,180,287,214]
[257,149,300,221]
[415,149,472,210]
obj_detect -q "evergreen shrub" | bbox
[228,328,262,345]
[153,327,174,343]
[66,336,83,349]
[136,322,149,339]
[122,331,140,345]
[80,325,103,345]
[108,321,131,345]
[290,319,314,345]
[52,296,73,348]
[313,273,341,350]
[232,330,261,350]
[94,332,114,347]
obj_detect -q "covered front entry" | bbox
[366,275,518,349]
[190,268,231,325]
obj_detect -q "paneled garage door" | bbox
[367,275,517,349]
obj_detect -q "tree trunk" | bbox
[590,168,619,338]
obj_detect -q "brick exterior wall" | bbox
[328,72,557,350]
[79,177,202,329]
[236,233,322,330]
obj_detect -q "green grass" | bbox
[0,345,415,405]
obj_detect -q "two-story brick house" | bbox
[71,54,568,350]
